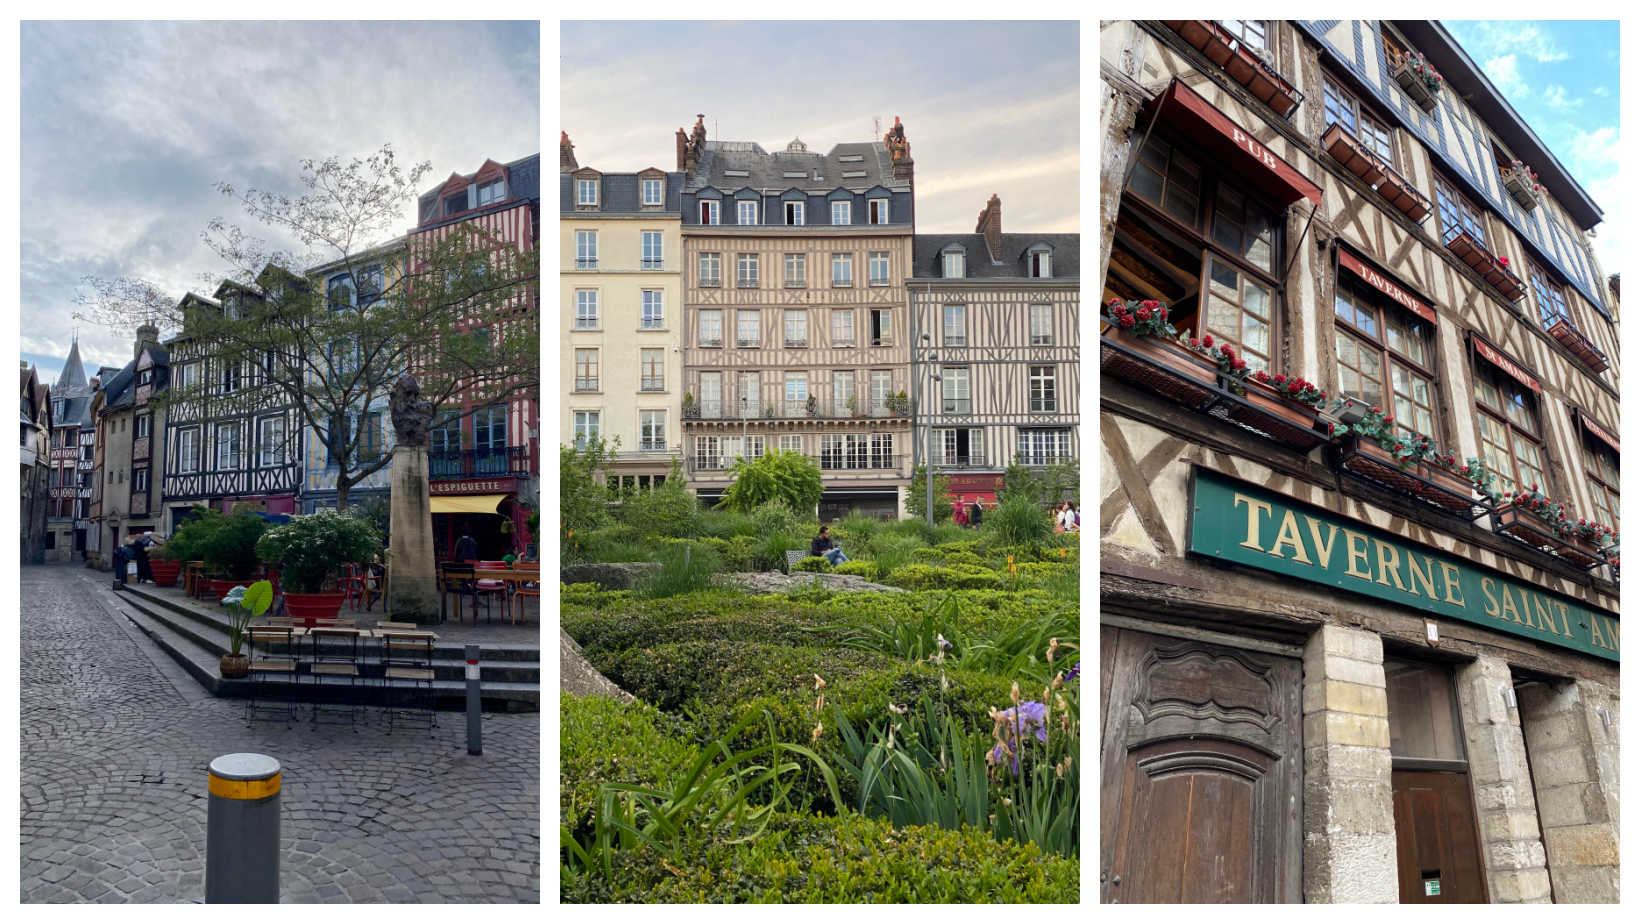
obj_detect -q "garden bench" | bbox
[785,549,807,573]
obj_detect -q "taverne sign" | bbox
[1187,467,1619,662]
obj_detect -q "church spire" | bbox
[55,334,88,394]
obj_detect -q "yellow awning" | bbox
[429,494,509,515]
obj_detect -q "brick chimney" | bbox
[975,194,1002,262]
[135,322,158,360]
[676,127,688,171]
[560,131,577,172]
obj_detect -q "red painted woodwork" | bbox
[1143,78,1321,206]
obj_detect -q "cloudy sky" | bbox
[560,21,1080,234]
[1443,20,1620,277]
[19,21,539,384]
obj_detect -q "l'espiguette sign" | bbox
[1187,467,1619,662]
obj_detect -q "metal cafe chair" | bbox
[308,625,363,730]
[245,625,300,727]
[380,631,437,736]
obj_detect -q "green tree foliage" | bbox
[1001,457,1079,507]
[904,465,953,522]
[986,492,1054,547]
[719,449,822,514]
[561,437,614,542]
[618,458,698,538]
[254,510,383,593]
[76,144,539,510]
[166,508,271,580]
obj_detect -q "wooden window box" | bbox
[1335,434,1490,520]
[1219,379,1329,451]
[1162,20,1303,117]
[1546,317,1610,372]
[1493,503,1608,570]
[1391,55,1440,113]
[1373,162,1433,224]
[1100,329,1218,408]
[1322,122,1385,187]
[1501,168,1541,211]
[1444,231,1525,302]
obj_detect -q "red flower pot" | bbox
[149,559,183,588]
[206,579,244,602]
[283,592,348,626]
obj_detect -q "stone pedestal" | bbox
[387,445,439,623]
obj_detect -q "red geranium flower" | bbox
[1202,334,1213,348]
[1159,306,1169,319]
[1254,370,1270,383]
[1273,374,1287,385]
[1118,315,1135,329]
[1140,299,1160,311]
[1371,406,1381,414]
[1233,359,1247,370]
[1135,307,1151,321]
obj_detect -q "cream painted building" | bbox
[559,133,685,490]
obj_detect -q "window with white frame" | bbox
[577,178,598,205]
[832,371,856,414]
[737,200,758,226]
[832,309,855,346]
[784,253,806,287]
[173,362,194,390]
[778,434,803,454]
[943,305,966,346]
[736,253,759,287]
[1030,304,1054,345]
[1029,365,1057,412]
[870,308,893,347]
[642,178,663,205]
[785,200,805,225]
[942,366,971,413]
[1218,19,1267,49]
[737,310,760,348]
[574,411,600,447]
[575,230,598,269]
[640,349,665,391]
[868,198,890,224]
[477,178,505,205]
[939,428,984,466]
[1016,428,1071,465]
[868,251,890,285]
[737,372,759,417]
[784,309,808,347]
[721,435,765,463]
[871,370,893,414]
[784,372,808,409]
[575,290,598,329]
[831,200,851,225]
[694,435,722,470]
[216,421,242,471]
[943,249,965,278]
[640,410,666,452]
[574,349,599,391]
[641,290,665,329]
[220,359,243,394]
[176,428,200,474]
[641,231,664,269]
[699,199,720,225]
[698,309,723,347]
[831,253,853,287]
[258,416,285,467]
[1028,247,1053,278]
[698,252,721,286]
[699,372,722,416]
[871,433,895,468]
[136,415,151,439]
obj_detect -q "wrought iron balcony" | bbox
[428,445,533,479]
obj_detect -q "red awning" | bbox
[1145,78,1322,207]
[1577,410,1620,455]
[1339,247,1436,324]
[1469,332,1541,394]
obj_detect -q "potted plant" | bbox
[805,394,818,417]
[682,392,699,419]
[1500,159,1543,210]
[1100,298,1217,405]
[886,390,911,417]
[254,510,382,625]
[218,579,273,678]
[846,394,861,418]
[1391,49,1443,112]
[1213,356,1327,449]
[148,542,183,588]
[169,509,272,599]
[1332,403,1480,512]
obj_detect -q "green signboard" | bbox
[1187,466,1620,662]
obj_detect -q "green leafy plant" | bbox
[1395,49,1444,95]
[1102,297,1177,339]
[904,465,952,522]
[619,469,699,539]
[220,579,274,656]
[719,450,822,514]
[985,492,1053,548]
[169,509,271,580]
[793,555,832,573]
[1245,368,1327,406]
[637,542,722,599]
[253,509,381,593]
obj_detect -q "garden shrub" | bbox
[560,810,1080,903]
[910,546,988,569]
[560,583,633,610]
[637,542,722,599]
[883,563,1001,591]
[748,501,811,538]
[758,531,809,571]
[618,481,700,538]
[792,555,832,573]
[830,561,878,580]
[869,533,923,581]
[984,493,1053,547]
[720,450,823,514]
[577,524,652,564]
[695,508,759,539]
[559,694,698,835]
[563,591,836,657]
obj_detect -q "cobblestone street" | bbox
[19,563,540,903]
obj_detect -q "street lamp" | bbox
[915,332,941,525]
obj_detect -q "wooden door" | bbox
[1391,770,1488,903]
[1100,627,1302,903]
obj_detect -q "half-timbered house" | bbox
[20,363,51,564]
[409,152,541,560]
[159,279,303,531]
[98,323,169,544]
[44,338,96,561]
[910,194,1079,506]
[1099,20,1618,904]
[677,117,915,519]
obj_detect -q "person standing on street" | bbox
[133,532,155,584]
[969,500,984,529]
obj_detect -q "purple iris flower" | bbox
[997,701,1050,743]
[1065,661,1080,683]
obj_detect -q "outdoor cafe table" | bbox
[473,569,540,624]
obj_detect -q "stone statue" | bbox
[389,374,435,448]
[884,116,910,162]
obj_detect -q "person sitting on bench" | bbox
[810,525,849,565]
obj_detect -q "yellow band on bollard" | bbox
[208,771,281,800]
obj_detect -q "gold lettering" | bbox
[1233,493,1273,554]
[1406,554,1438,599]
[1531,596,1560,636]
[1590,615,1608,650]
[1482,577,1501,617]
[1550,602,1573,637]
[1499,585,1525,625]
[1342,530,1373,580]
[1606,617,1619,652]
[1373,539,1410,591]
[1439,562,1465,606]
[1305,516,1340,568]
[1271,510,1313,565]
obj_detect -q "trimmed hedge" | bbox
[883,563,1001,591]
[792,555,832,573]
[561,810,1080,902]
[830,560,878,580]
[560,694,697,835]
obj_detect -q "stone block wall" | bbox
[1453,656,1552,903]
[1300,624,1398,902]
[1518,678,1620,902]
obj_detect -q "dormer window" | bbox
[699,200,720,225]
[869,198,890,224]
[785,201,804,225]
[642,178,663,206]
[942,248,966,279]
[576,179,598,206]
[737,200,758,226]
[445,192,467,216]
[476,178,505,206]
[1028,246,1053,279]
[831,200,851,225]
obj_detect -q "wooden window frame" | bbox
[1580,436,1619,529]
[1473,365,1546,497]
[1322,70,1395,166]
[1433,172,1488,247]
[1218,19,1269,52]
[1332,277,1440,443]
[1526,257,1572,329]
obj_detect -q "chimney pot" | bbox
[976,195,1003,262]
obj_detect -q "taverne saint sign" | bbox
[1187,467,1619,662]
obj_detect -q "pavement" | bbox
[20,563,540,904]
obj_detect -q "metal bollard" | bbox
[205,753,281,903]
[465,644,482,755]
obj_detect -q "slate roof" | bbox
[416,152,541,228]
[99,361,138,412]
[912,233,1081,280]
[54,340,89,396]
[686,141,906,194]
[56,395,94,429]
[559,170,685,215]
